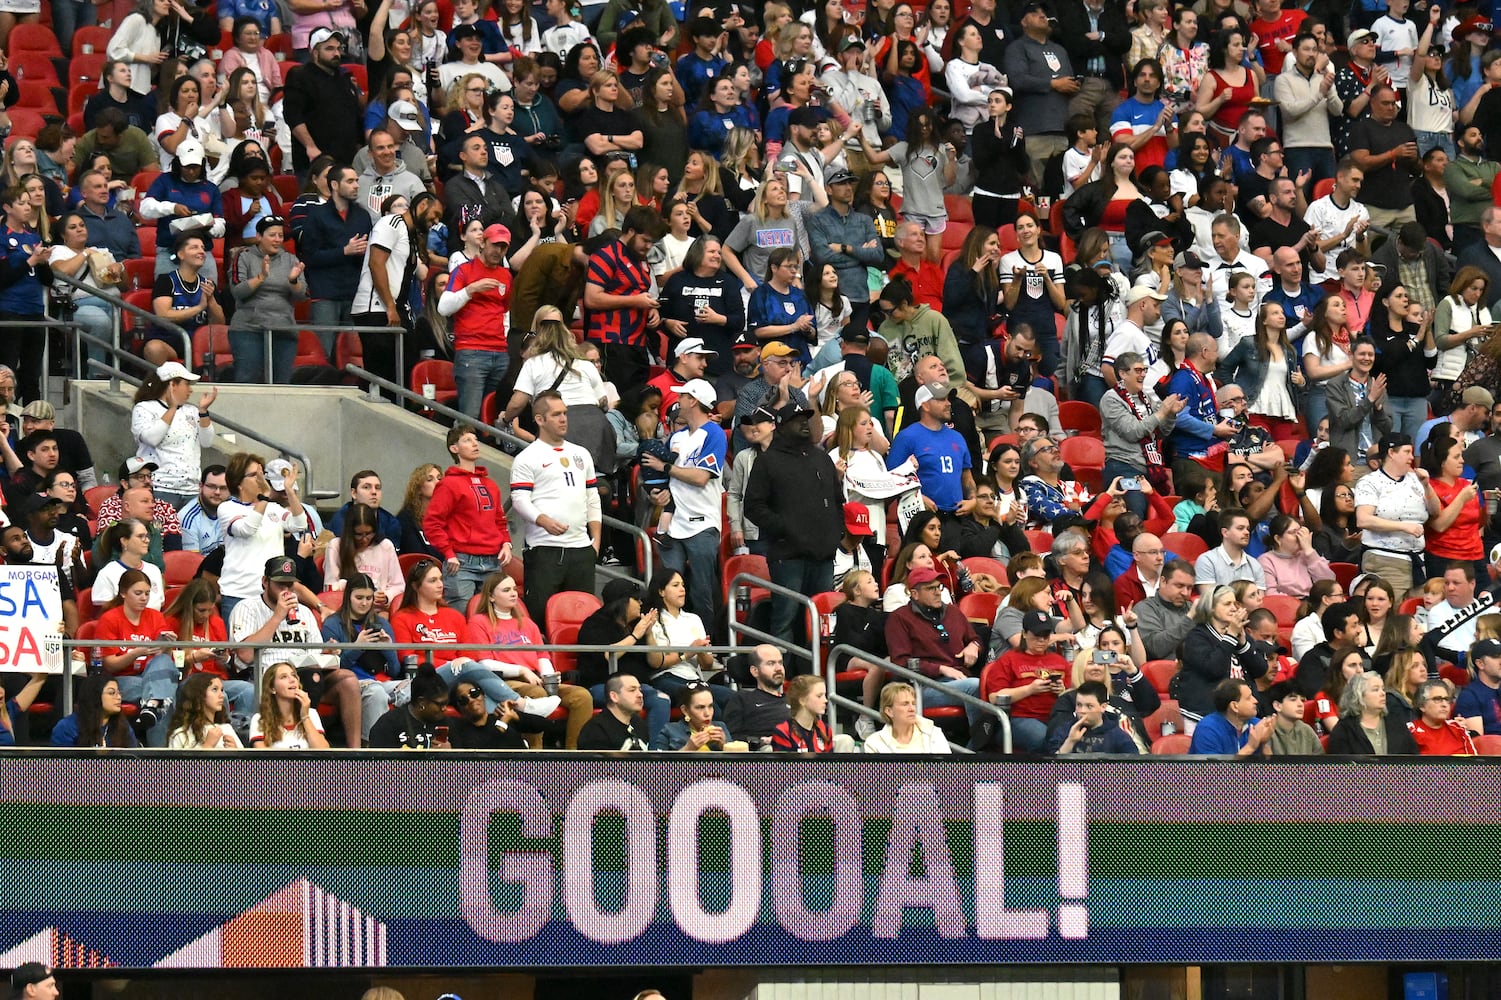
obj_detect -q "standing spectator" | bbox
[1056,0,1130,134]
[509,390,601,624]
[640,379,725,619]
[1276,33,1342,190]
[1325,336,1391,461]
[352,192,442,387]
[1137,559,1200,661]
[1368,283,1438,436]
[1100,351,1184,517]
[356,127,428,219]
[1354,431,1438,599]
[747,248,816,365]
[584,205,666,389]
[806,169,884,335]
[1304,160,1372,285]
[283,28,365,175]
[424,425,514,607]
[178,465,228,554]
[1445,126,1496,253]
[229,215,308,384]
[1421,435,1486,580]
[659,237,745,363]
[1003,1,1077,166]
[745,402,844,671]
[299,165,371,361]
[1349,84,1422,229]
[218,453,309,622]
[0,185,51,404]
[439,223,514,419]
[129,361,216,510]
[888,380,975,553]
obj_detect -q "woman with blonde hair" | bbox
[588,165,638,236]
[722,171,824,291]
[720,126,763,212]
[862,681,953,753]
[501,305,614,470]
[669,150,735,240]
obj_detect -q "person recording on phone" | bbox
[1047,623,1158,751]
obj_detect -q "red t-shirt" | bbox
[166,613,229,678]
[390,605,468,664]
[889,259,944,313]
[1427,477,1484,560]
[446,258,512,353]
[1250,9,1306,75]
[980,648,1068,720]
[96,606,170,676]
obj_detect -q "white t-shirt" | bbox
[1062,147,1099,198]
[1408,72,1456,134]
[1221,305,1257,360]
[665,420,727,541]
[649,607,709,680]
[438,59,510,92]
[513,353,607,408]
[153,110,219,169]
[1304,195,1370,283]
[998,249,1065,305]
[352,214,413,315]
[1372,14,1420,86]
[1103,319,1151,370]
[167,722,245,749]
[92,558,165,609]
[218,499,309,600]
[249,708,325,748]
[1352,468,1429,554]
[1299,332,1350,386]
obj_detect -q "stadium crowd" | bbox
[1,0,1501,754]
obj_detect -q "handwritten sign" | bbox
[0,565,63,673]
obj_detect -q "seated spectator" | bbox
[44,471,92,554]
[1455,638,1501,735]
[1188,677,1274,755]
[574,578,672,733]
[229,215,308,384]
[49,211,124,360]
[1325,669,1420,753]
[980,609,1070,753]
[448,679,529,750]
[324,505,404,609]
[318,573,400,744]
[881,542,952,612]
[862,681,953,754]
[1258,515,1336,598]
[1407,677,1478,755]
[1195,507,1266,595]
[1178,584,1270,722]
[1051,679,1141,754]
[769,674,838,752]
[50,674,137,748]
[1265,680,1323,754]
[1290,580,1346,660]
[72,110,158,183]
[249,661,331,749]
[165,673,245,749]
[1050,626,1159,751]
[92,567,179,746]
[162,578,252,717]
[1019,438,1089,532]
[651,682,735,751]
[223,159,284,251]
[92,519,167,609]
[369,665,452,749]
[576,673,651,750]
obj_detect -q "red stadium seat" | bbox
[960,556,1007,587]
[271,174,300,202]
[1144,699,1183,741]
[122,258,154,293]
[14,79,58,113]
[997,224,1018,253]
[4,108,45,139]
[1058,435,1104,468]
[67,80,94,115]
[9,52,58,86]
[193,324,233,378]
[1025,529,1053,554]
[480,390,501,427]
[1160,531,1208,563]
[71,25,111,58]
[162,550,203,586]
[1058,400,1103,436]
[1440,663,1471,689]
[1152,732,1192,754]
[8,23,61,57]
[1311,177,1335,202]
[75,586,96,623]
[1261,594,1301,626]
[544,590,602,643]
[1473,734,1501,755]
[67,51,105,84]
[294,331,329,368]
[1330,562,1359,592]
[346,62,368,95]
[943,192,973,225]
[409,359,458,410]
[940,220,971,251]
[130,169,162,195]
[1141,659,1178,698]
[550,622,582,677]
[83,484,114,517]
[722,553,770,612]
[135,225,156,258]
[958,591,1001,628]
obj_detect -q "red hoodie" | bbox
[423,464,511,560]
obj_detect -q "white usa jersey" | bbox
[509,439,600,550]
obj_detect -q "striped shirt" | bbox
[584,239,653,348]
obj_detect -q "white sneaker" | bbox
[855,715,878,741]
[519,695,561,717]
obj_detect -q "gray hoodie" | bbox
[229,246,307,331]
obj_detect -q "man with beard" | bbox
[1445,126,1498,253]
[722,644,791,747]
[584,205,667,390]
[745,402,845,674]
[283,27,364,173]
[351,191,443,387]
[2,507,77,630]
[714,332,762,418]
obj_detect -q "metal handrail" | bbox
[342,361,651,585]
[825,642,1013,754]
[258,323,405,384]
[726,571,825,729]
[52,268,193,370]
[0,317,82,404]
[84,356,317,494]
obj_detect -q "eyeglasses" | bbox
[873,179,890,186]
[1429,695,1453,702]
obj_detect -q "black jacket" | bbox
[1325,712,1420,754]
[1177,623,1269,718]
[744,429,845,561]
[1047,669,1162,748]
[441,172,514,253]
[1054,0,1131,91]
[282,62,365,174]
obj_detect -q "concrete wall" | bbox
[72,380,514,509]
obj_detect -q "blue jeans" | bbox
[1283,147,1336,197]
[453,348,510,420]
[1304,383,1328,438]
[309,298,353,361]
[1074,373,1107,408]
[648,670,733,717]
[1387,394,1429,436]
[229,327,297,383]
[915,675,984,732]
[435,660,522,711]
[72,295,112,377]
[1107,231,1132,272]
[1414,129,1456,158]
[1103,458,1150,518]
[444,552,501,608]
[220,595,244,624]
[660,528,721,622]
[590,680,671,734]
[50,0,96,51]
[222,679,257,719]
[1004,715,1049,754]
[769,556,834,674]
[115,653,181,747]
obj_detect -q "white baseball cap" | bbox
[678,378,717,408]
[674,337,717,359]
[155,360,200,382]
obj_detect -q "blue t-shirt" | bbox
[145,173,224,247]
[1188,711,1250,754]
[888,421,970,512]
[747,282,814,364]
[1456,680,1501,735]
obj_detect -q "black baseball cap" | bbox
[264,556,298,582]
[1022,610,1054,636]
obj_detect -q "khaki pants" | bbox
[1361,550,1417,602]
[1069,76,1122,134]
[1366,205,1417,230]
[1024,134,1068,174]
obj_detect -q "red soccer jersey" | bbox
[1409,718,1477,756]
